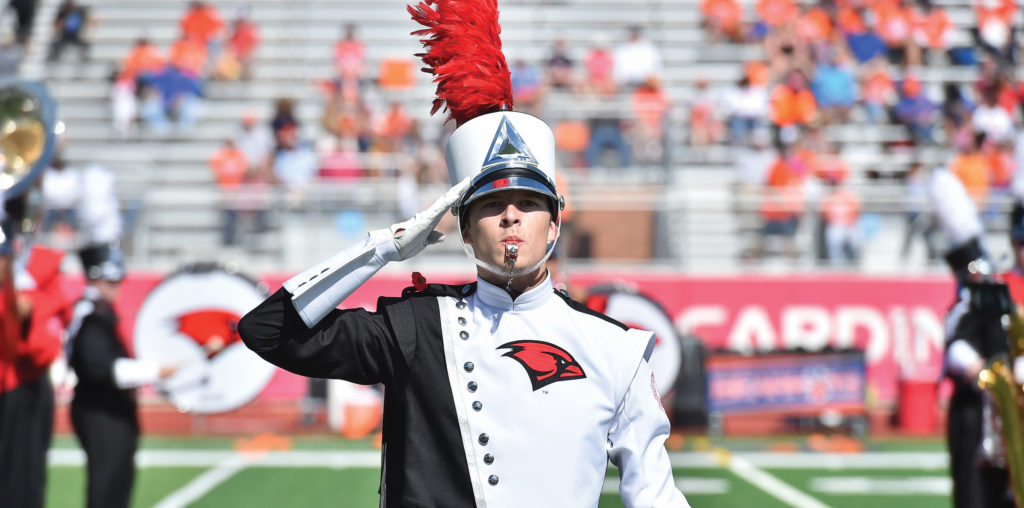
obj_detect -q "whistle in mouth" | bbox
[505,242,519,262]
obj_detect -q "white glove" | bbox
[390,176,471,260]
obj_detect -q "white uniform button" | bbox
[472,401,482,411]
[483,453,494,464]
[467,381,478,392]
[478,433,489,445]
[458,317,467,325]
[464,362,474,372]
[459,331,469,340]
[488,475,499,485]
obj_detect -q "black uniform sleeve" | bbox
[238,287,400,385]
[70,314,121,386]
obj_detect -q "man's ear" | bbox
[547,220,558,243]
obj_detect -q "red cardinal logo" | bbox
[177,310,243,359]
[498,340,586,391]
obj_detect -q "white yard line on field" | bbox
[151,455,251,508]
[602,476,730,495]
[809,476,951,495]
[710,449,832,508]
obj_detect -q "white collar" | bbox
[475,272,553,312]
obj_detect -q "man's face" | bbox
[462,189,557,274]
[96,279,122,304]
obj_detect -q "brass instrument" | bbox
[978,302,1024,502]
[0,80,57,360]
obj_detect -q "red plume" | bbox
[409,0,514,127]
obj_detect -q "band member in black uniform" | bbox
[931,166,1014,508]
[68,243,176,508]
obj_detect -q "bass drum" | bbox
[134,264,272,414]
[584,285,682,396]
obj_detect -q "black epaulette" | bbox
[552,289,628,331]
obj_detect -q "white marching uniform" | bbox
[239,231,688,508]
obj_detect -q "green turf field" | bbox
[45,435,952,508]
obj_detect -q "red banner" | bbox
[59,271,955,407]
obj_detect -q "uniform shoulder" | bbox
[553,289,628,331]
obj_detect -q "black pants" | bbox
[7,0,36,45]
[948,386,1015,508]
[0,375,54,508]
[71,400,139,508]
[46,31,88,62]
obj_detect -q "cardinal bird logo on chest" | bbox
[177,310,242,359]
[497,340,587,391]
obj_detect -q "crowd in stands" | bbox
[700,0,1024,266]
[28,0,1024,264]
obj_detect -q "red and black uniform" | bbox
[0,246,70,508]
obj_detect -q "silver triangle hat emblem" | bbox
[482,116,539,169]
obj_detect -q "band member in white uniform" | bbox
[238,2,688,506]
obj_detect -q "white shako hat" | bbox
[411,0,564,277]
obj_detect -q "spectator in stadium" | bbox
[811,47,858,124]
[769,69,817,141]
[893,75,938,145]
[844,17,889,64]
[581,33,617,97]
[234,110,274,172]
[796,2,833,48]
[950,132,992,209]
[763,22,813,78]
[0,36,23,75]
[631,76,672,161]
[509,58,544,115]
[749,144,806,260]
[217,6,259,81]
[68,243,178,508]
[701,0,744,43]
[41,155,81,237]
[7,0,37,46]
[900,162,939,262]
[180,1,224,60]
[544,38,575,90]
[912,0,954,64]
[860,58,896,124]
[612,25,663,89]
[873,0,918,65]
[735,127,776,191]
[144,62,204,136]
[941,83,976,143]
[167,34,208,78]
[972,0,1017,67]
[380,101,414,153]
[971,83,1015,144]
[334,24,366,83]
[755,0,799,33]
[820,172,862,265]
[46,0,90,63]
[210,139,248,246]
[119,38,164,82]
[270,97,298,145]
[109,74,136,139]
[270,121,318,195]
[721,76,769,144]
[687,78,721,146]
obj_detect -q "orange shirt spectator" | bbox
[632,78,671,137]
[381,103,414,145]
[914,6,952,49]
[169,37,208,76]
[702,0,743,37]
[837,7,868,33]
[874,0,914,46]
[770,84,817,126]
[181,2,224,45]
[862,67,895,103]
[976,0,1017,28]
[210,141,248,189]
[757,0,799,27]
[228,18,260,61]
[121,39,165,81]
[334,28,366,80]
[798,7,833,41]
[951,151,991,205]
[986,143,1015,188]
[762,156,806,220]
[822,188,861,226]
[746,61,770,87]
